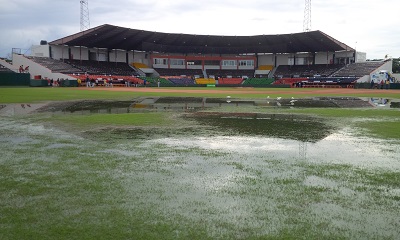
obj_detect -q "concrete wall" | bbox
[133,51,150,66]
[70,47,89,60]
[31,45,50,58]
[275,54,289,66]
[127,50,135,64]
[356,52,367,62]
[50,45,69,60]
[258,54,275,66]
[109,49,127,63]
[315,52,334,64]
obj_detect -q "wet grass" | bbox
[1,87,400,103]
[259,108,400,140]
[277,107,400,118]
[1,116,400,239]
[356,121,400,139]
[48,112,173,127]
[1,90,400,239]
[0,87,134,103]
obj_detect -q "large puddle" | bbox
[1,98,399,239]
[2,97,399,117]
[189,113,332,142]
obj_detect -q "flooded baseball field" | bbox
[0,97,399,239]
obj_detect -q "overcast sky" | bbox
[1,0,399,60]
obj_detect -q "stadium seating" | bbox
[273,78,307,86]
[195,78,216,85]
[139,77,173,86]
[274,64,343,78]
[132,62,149,68]
[66,59,139,76]
[332,62,384,77]
[258,65,274,70]
[168,77,195,85]
[28,57,82,73]
[0,64,13,72]
[217,78,243,85]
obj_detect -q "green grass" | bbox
[356,121,400,139]
[1,87,399,103]
[48,112,172,127]
[280,108,400,118]
[0,87,135,103]
[272,108,400,139]
[1,86,400,239]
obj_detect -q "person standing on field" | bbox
[86,76,91,87]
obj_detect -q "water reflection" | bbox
[299,141,307,160]
[368,98,400,108]
[192,114,333,143]
[369,98,390,107]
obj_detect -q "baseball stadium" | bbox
[1,19,400,239]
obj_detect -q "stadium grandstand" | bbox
[5,24,395,88]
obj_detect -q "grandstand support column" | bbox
[115,49,117,67]
[256,53,259,69]
[61,38,64,62]
[313,52,316,65]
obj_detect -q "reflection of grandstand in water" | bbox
[191,112,333,143]
[33,96,380,115]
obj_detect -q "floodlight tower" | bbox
[303,0,311,32]
[80,0,90,31]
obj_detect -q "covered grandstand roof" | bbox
[50,24,354,55]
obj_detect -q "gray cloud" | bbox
[1,0,399,59]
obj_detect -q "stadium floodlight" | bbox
[303,0,311,32]
[80,0,90,31]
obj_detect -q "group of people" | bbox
[18,65,29,73]
[81,76,149,88]
[370,79,391,89]
[46,78,64,87]
[84,76,113,88]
